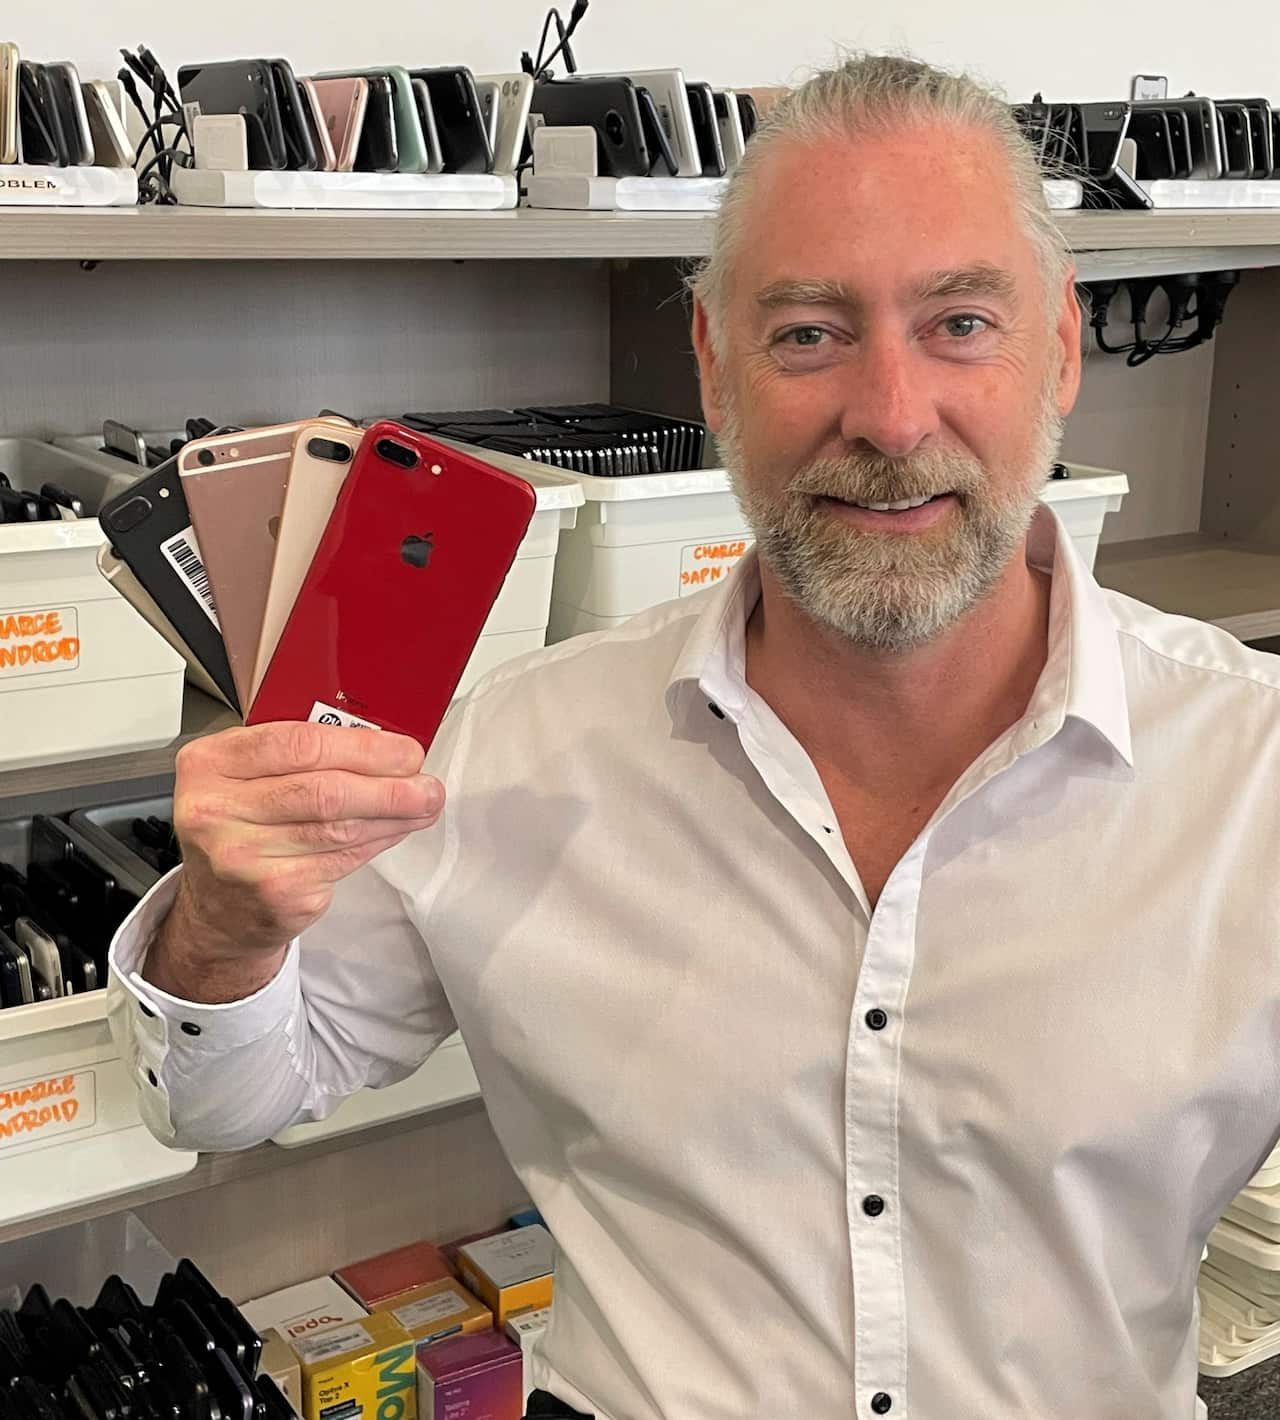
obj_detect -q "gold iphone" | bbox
[0,44,19,164]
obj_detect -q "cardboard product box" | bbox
[456,1227,555,1328]
[417,1331,523,1420]
[260,1329,303,1408]
[441,1227,511,1277]
[376,1278,493,1348]
[504,1308,551,1403]
[292,1311,418,1420]
[336,1241,453,1309]
[241,1277,369,1348]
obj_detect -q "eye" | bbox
[780,325,829,347]
[940,313,991,339]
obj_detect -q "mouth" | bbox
[816,491,959,531]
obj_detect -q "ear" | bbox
[691,297,727,433]
[1054,266,1084,416]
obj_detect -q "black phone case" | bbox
[18,64,67,166]
[269,61,317,171]
[736,92,758,142]
[205,1352,252,1420]
[637,88,677,176]
[354,75,398,173]
[43,66,91,165]
[177,61,286,171]
[98,456,241,711]
[413,68,492,173]
[531,76,650,178]
[686,83,725,177]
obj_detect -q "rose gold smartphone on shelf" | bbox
[299,78,337,171]
[0,43,19,164]
[250,422,358,703]
[308,76,368,172]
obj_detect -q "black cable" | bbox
[534,0,590,81]
[532,8,560,75]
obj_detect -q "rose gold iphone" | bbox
[308,76,368,172]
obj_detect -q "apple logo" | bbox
[400,533,434,569]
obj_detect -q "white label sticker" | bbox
[0,1069,96,1151]
[308,701,382,731]
[0,606,80,678]
[392,1292,468,1333]
[160,525,220,629]
[678,539,750,596]
[290,1322,372,1364]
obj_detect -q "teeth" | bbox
[849,494,937,512]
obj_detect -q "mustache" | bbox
[785,448,987,505]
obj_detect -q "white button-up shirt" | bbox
[109,507,1280,1420]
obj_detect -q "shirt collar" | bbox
[665,504,1134,767]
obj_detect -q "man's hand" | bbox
[143,722,443,1003]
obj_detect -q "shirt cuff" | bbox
[108,865,301,1050]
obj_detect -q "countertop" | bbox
[1200,1354,1280,1417]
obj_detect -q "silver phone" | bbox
[598,68,700,177]
[714,89,746,169]
[83,80,133,167]
[476,72,532,176]
[411,77,445,174]
[15,918,63,998]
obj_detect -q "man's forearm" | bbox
[143,874,289,1005]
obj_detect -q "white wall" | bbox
[6,0,1280,104]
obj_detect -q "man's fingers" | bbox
[189,721,426,782]
[220,769,443,828]
[256,816,440,857]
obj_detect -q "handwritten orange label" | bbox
[0,605,80,677]
[0,1069,93,1149]
[679,540,751,597]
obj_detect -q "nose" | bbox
[837,331,940,458]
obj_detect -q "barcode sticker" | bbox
[392,1292,468,1331]
[160,525,220,629]
[308,701,382,731]
[290,1322,372,1364]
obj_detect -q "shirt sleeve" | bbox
[105,708,467,1153]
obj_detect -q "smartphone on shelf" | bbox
[317,66,430,173]
[1133,97,1221,179]
[18,61,65,166]
[309,76,367,172]
[736,92,759,143]
[410,68,492,173]
[531,76,651,178]
[43,62,93,165]
[298,78,336,171]
[15,918,63,998]
[597,68,700,177]
[82,80,134,167]
[1216,103,1252,178]
[98,451,241,712]
[476,73,533,176]
[410,78,445,173]
[0,42,17,164]
[177,60,287,171]
[249,422,536,744]
[251,423,358,703]
[0,930,32,1006]
[713,89,745,169]
[474,79,500,149]
[268,60,317,171]
[636,87,678,176]
[354,74,398,173]
[685,82,725,177]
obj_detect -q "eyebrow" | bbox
[754,263,1018,312]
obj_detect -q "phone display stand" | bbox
[1131,131,1280,208]
[172,115,517,211]
[524,126,728,211]
[0,164,137,208]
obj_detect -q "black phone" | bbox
[1222,97,1272,177]
[40,482,84,518]
[17,63,63,166]
[177,60,287,171]
[0,488,40,523]
[354,74,398,173]
[531,76,650,178]
[95,1277,147,1330]
[1164,108,1193,178]
[1128,108,1177,180]
[150,1320,217,1420]
[736,92,758,143]
[42,63,92,166]
[0,932,28,1007]
[1217,103,1252,179]
[636,87,678,176]
[411,68,492,173]
[268,61,317,171]
[685,82,725,177]
[98,450,241,712]
[1076,101,1130,178]
[204,1352,253,1420]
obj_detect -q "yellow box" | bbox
[291,1310,418,1420]
[456,1225,554,1328]
[375,1278,493,1347]
[260,1329,302,1408]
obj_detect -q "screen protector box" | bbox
[376,1278,493,1348]
[242,1276,369,1347]
[418,1331,523,1420]
[457,1226,554,1327]
[337,1241,453,1308]
[292,1310,418,1420]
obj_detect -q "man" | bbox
[108,54,1280,1420]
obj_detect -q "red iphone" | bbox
[247,421,536,746]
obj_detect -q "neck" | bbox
[745,538,1052,796]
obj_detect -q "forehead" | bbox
[731,122,1034,303]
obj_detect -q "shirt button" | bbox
[863,1194,886,1218]
[707,702,725,720]
[180,1022,201,1037]
[865,1008,888,1031]
[871,1394,893,1415]
[146,1069,158,1087]
[139,1003,155,1019]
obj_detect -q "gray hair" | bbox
[688,53,1073,350]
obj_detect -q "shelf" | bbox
[0,689,236,801]
[1094,534,1280,641]
[4,204,1280,264]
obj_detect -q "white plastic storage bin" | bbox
[0,441,184,771]
[547,460,1129,642]
[0,1213,174,1311]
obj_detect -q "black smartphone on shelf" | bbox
[1217,102,1252,178]
[1221,97,1272,177]
[269,60,317,171]
[1076,101,1130,178]
[98,453,241,712]
[530,76,650,178]
[1128,107,1177,179]
[411,67,492,173]
[42,62,93,165]
[637,87,677,175]
[17,62,65,166]
[736,92,758,143]
[177,60,286,170]
[354,74,398,173]
[685,81,725,177]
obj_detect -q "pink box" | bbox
[417,1331,523,1420]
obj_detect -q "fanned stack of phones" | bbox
[0,470,82,523]
[1,1260,297,1420]
[401,403,708,475]
[0,47,119,168]
[176,59,499,175]
[100,419,537,750]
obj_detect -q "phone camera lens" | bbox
[604,110,626,146]
[307,437,353,464]
[197,448,216,467]
[376,438,419,471]
[106,496,151,534]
